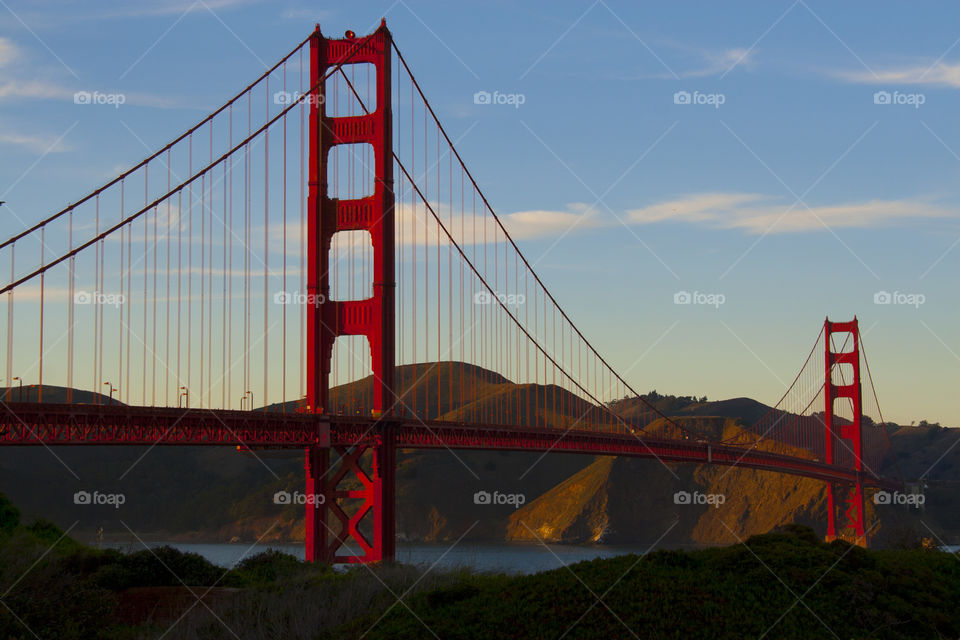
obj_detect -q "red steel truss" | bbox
[0,403,899,492]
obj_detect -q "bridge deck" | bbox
[0,403,900,490]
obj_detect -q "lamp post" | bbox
[11,377,22,402]
[103,382,116,404]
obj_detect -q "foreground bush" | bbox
[343,527,960,640]
[0,490,956,640]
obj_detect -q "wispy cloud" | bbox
[626,193,954,234]
[0,36,179,107]
[0,79,184,109]
[0,131,72,154]
[0,37,19,67]
[54,0,256,20]
[0,79,74,100]
[500,203,606,240]
[626,192,766,225]
[835,61,960,88]
[394,193,953,242]
[682,47,756,78]
[632,45,758,80]
[281,7,332,21]
[393,201,606,247]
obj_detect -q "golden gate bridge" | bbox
[0,21,902,564]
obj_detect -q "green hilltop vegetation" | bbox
[0,361,958,548]
[0,492,957,640]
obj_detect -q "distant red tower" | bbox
[823,317,866,547]
[304,21,396,563]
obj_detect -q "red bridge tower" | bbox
[304,21,396,563]
[823,317,867,547]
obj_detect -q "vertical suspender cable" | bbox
[207,121,214,406]
[264,76,270,411]
[228,104,234,406]
[67,208,74,403]
[125,181,132,404]
[142,174,148,406]
[282,61,288,412]
[38,226,44,402]
[4,246,11,402]
[166,150,172,406]
[187,135,194,401]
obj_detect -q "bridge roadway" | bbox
[0,402,901,490]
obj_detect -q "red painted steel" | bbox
[0,403,329,446]
[305,21,396,564]
[823,317,868,546]
[0,403,900,492]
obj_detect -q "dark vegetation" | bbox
[347,523,960,640]
[0,492,465,639]
[0,492,957,640]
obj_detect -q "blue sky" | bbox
[1,1,958,425]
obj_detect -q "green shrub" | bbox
[0,493,19,536]
[233,548,314,585]
[94,545,230,590]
